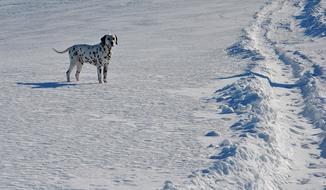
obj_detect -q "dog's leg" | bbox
[66,61,76,82]
[103,64,108,83]
[97,66,103,83]
[75,62,83,81]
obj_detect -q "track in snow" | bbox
[182,0,326,189]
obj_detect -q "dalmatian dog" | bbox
[53,34,118,83]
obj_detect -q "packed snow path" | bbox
[0,0,266,189]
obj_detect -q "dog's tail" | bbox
[52,47,69,54]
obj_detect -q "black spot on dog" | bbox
[101,35,106,47]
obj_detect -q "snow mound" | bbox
[186,76,290,189]
[213,76,275,143]
[226,32,265,62]
[162,181,178,190]
[220,105,234,114]
[299,71,326,158]
[205,131,219,137]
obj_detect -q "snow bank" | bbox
[185,76,292,190]
[294,0,326,159]
[293,0,326,129]
[272,37,326,159]
[299,72,326,130]
[278,50,326,162]
[292,65,326,158]
[184,0,326,189]
[226,32,265,62]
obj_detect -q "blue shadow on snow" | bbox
[209,145,237,160]
[295,0,326,37]
[320,137,326,159]
[17,82,77,89]
[226,41,265,61]
[216,71,299,89]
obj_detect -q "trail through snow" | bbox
[178,0,326,189]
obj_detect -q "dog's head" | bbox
[101,34,118,48]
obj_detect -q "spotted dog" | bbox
[53,34,118,83]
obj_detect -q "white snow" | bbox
[0,0,266,190]
[180,0,326,189]
[1,0,326,190]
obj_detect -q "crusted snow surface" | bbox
[0,0,267,190]
[1,0,326,190]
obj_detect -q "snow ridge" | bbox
[175,0,326,189]
[226,31,265,63]
[185,73,291,189]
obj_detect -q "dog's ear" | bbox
[100,35,106,46]
[114,34,118,45]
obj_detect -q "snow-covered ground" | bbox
[185,0,326,189]
[0,0,326,190]
[0,0,266,189]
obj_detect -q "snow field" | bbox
[0,0,267,189]
[0,0,325,189]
